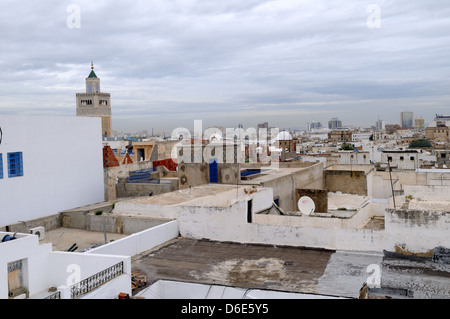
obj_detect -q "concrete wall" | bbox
[325,169,368,195]
[368,169,450,200]
[178,162,209,189]
[113,187,386,252]
[87,220,179,257]
[293,162,325,189]
[104,160,154,201]
[0,115,104,228]
[116,178,178,198]
[296,189,328,213]
[384,209,449,255]
[0,213,62,233]
[403,184,450,201]
[249,224,384,251]
[177,161,324,211]
[156,140,180,161]
[241,162,325,211]
[254,202,386,230]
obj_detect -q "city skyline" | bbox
[1,1,449,133]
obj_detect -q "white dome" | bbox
[276,131,292,141]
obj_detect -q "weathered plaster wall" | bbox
[178,162,209,189]
[116,178,178,198]
[104,160,154,201]
[296,189,328,213]
[325,170,368,195]
[113,187,386,252]
[254,202,386,230]
[369,170,450,200]
[403,184,450,201]
[384,208,449,255]
[243,162,325,211]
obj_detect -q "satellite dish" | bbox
[298,196,315,215]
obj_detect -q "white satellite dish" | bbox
[298,196,315,215]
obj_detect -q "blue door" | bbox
[209,158,218,183]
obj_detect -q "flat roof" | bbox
[325,164,373,173]
[131,238,450,299]
[40,227,129,252]
[382,150,418,153]
[131,238,352,298]
[121,184,256,206]
[239,167,312,184]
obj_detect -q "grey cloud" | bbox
[0,0,449,132]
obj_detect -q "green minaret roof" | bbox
[88,61,98,78]
[88,69,97,78]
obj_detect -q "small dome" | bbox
[276,131,292,141]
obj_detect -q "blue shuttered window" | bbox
[8,152,24,178]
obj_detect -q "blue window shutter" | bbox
[7,152,24,178]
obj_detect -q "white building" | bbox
[337,150,372,165]
[0,228,131,299]
[375,119,385,131]
[351,132,373,142]
[0,115,105,227]
[381,150,419,170]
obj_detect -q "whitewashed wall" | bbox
[87,220,179,256]
[404,185,450,201]
[0,115,105,227]
[384,208,449,254]
[0,230,132,299]
[47,251,131,298]
[254,202,387,229]
[114,187,387,251]
[138,280,345,299]
[0,232,52,299]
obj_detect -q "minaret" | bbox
[76,61,112,138]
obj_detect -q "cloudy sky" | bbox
[0,0,449,134]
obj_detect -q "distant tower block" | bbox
[76,61,112,138]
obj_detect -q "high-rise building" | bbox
[328,118,342,129]
[307,121,323,131]
[76,62,112,138]
[400,111,413,128]
[257,122,268,130]
[375,119,385,130]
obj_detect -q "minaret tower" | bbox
[76,61,112,138]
